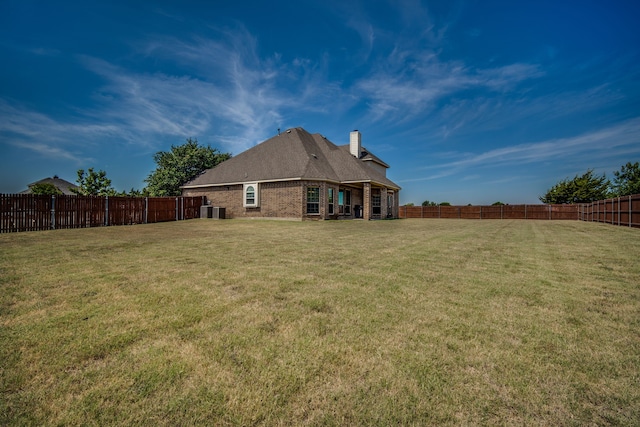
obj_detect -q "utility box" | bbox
[200,205,225,219]
[200,205,212,218]
[212,207,225,219]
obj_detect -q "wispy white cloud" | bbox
[78,25,347,152]
[431,82,624,140]
[411,117,640,180]
[10,140,91,163]
[356,52,543,122]
[2,25,349,157]
[0,100,112,163]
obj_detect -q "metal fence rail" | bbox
[1,194,206,233]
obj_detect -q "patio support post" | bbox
[363,183,371,220]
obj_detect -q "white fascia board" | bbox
[340,179,401,190]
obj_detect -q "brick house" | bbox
[20,175,79,195]
[181,128,401,220]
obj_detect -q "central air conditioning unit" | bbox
[200,205,226,219]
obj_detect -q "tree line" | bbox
[539,162,640,204]
[30,138,231,197]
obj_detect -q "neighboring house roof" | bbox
[182,127,400,190]
[20,176,79,195]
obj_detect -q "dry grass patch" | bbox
[1,219,639,425]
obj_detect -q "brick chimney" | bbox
[350,130,361,158]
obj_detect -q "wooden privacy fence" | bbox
[0,194,206,233]
[579,194,640,228]
[399,204,580,220]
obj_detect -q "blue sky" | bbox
[1,0,639,204]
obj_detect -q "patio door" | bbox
[338,189,351,215]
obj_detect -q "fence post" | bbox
[51,195,56,230]
[144,197,148,224]
[525,204,527,220]
[175,197,179,221]
[549,204,551,220]
[630,195,632,227]
[50,195,54,230]
[105,196,109,226]
[501,204,503,220]
[480,206,482,220]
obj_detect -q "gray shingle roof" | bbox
[183,128,400,190]
[20,176,79,195]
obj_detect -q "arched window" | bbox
[246,186,255,204]
[243,183,259,207]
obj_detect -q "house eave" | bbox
[341,179,401,191]
[181,176,343,190]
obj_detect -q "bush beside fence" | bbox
[0,194,205,233]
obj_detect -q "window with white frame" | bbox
[243,183,259,207]
[306,187,320,214]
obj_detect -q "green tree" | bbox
[72,168,116,196]
[439,202,451,206]
[492,201,505,206]
[422,200,437,206]
[404,202,414,206]
[539,169,610,204]
[145,138,231,196]
[30,182,63,195]
[112,188,146,197]
[611,161,640,197]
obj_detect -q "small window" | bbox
[328,188,334,215]
[306,187,320,214]
[243,183,259,207]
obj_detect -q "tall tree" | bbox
[539,169,610,204]
[145,138,231,196]
[72,168,116,196]
[611,161,640,197]
[421,200,437,206]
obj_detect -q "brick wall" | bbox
[183,181,305,219]
[183,181,397,220]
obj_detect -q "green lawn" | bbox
[1,219,639,425]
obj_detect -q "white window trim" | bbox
[306,186,320,215]
[243,183,259,207]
